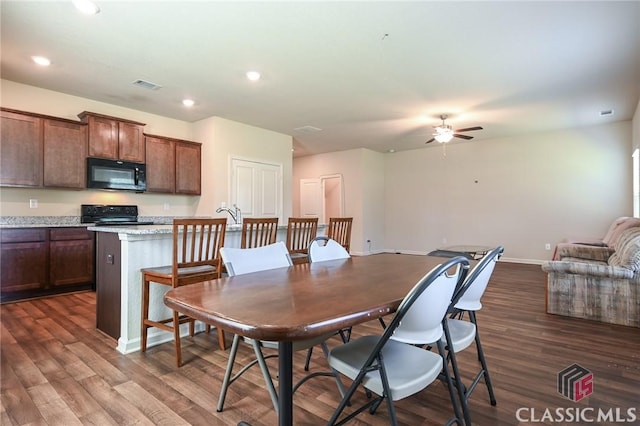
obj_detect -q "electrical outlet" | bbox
[163,202,170,211]
[29,199,38,208]
[545,243,551,250]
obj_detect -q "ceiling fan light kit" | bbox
[425,114,483,145]
[434,125,454,143]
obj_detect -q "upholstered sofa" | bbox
[542,227,640,328]
[552,216,640,260]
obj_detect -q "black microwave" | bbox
[86,157,146,192]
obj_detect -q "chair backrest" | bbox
[220,241,293,276]
[286,217,318,255]
[327,217,353,252]
[453,245,504,312]
[240,217,279,249]
[389,256,469,345]
[308,236,350,262]
[172,218,227,282]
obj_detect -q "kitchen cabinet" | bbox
[176,140,201,195]
[79,111,146,163]
[0,227,95,302]
[1,108,88,189]
[145,134,175,193]
[145,134,201,195]
[0,109,43,187]
[43,118,88,189]
[49,228,94,287]
[0,229,47,294]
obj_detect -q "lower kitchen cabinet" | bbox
[0,227,95,302]
[0,229,48,293]
[50,228,95,287]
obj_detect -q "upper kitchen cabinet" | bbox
[176,140,201,195]
[1,108,43,187]
[145,134,201,195]
[145,134,175,193]
[43,118,88,189]
[1,108,87,189]
[79,111,145,163]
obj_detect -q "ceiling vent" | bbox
[132,79,162,90]
[600,109,614,117]
[294,125,322,133]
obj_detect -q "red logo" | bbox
[558,363,593,402]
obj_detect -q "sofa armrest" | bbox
[553,243,614,262]
[541,260,634,279]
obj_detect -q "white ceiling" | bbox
[1,1,639,157]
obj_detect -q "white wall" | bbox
[0,80,293,220]
[191,116,292,220]
[294,121,633,263]
[386,121,633,262]
[292,148,385,255]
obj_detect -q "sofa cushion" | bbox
[603,217,640,247]
[608,228,640,271]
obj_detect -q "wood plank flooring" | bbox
[1,262,639,425]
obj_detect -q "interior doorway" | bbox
[299,174,344,223]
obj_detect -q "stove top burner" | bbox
[81,204,152,225]
[93,220,155,226]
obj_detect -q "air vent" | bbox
[132,79,162,90]
[294,125,322,133]
[600,109,614,117]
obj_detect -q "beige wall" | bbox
[0,80,293,219]
[294,121,634,263]
[192,116,292,220]
[292,148,385,255]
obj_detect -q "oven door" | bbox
[87,158,146,192]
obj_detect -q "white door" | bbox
[300,175,344,222]
[231,158,282,220]
[300,178,322,218]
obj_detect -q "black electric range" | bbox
[81,204,155,226]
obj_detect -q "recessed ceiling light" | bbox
[73,0,100,15]
[182,99,194,107]
[388,149,396,153]
[246,71,261,81]
[31,56,51,66]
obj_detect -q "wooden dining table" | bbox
[164,253,464,426]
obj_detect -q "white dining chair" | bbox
[304,236,352,369]
[439,245,504,426]
[307,236,351,262]
[216,241,346,414]
[327,256,470,426]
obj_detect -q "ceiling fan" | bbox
[425,114,483,144]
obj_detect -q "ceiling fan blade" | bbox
[453,134,474,140]
[425,137,436,144]
[454,126,483,132]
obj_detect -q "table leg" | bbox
[278,341,293,426]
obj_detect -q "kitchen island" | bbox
[88,223,323,354]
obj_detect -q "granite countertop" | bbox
[1,217,325,233]
[0,216,173,229]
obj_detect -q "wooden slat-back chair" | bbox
[285,217,318,264]
[141,218,227,367]
[241,217,279,249]
[327,217,353,252]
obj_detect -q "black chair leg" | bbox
[470,311,497,405]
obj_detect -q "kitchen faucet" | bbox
[216,204,241,224]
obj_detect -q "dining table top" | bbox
[164,252,469,342]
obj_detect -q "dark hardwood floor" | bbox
[1,262,639,425]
